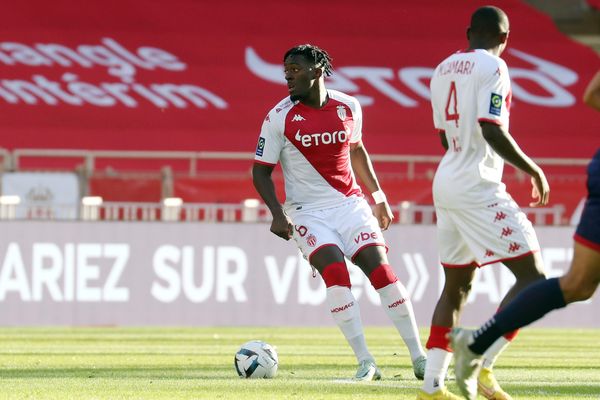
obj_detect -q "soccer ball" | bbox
[234,340,278,379]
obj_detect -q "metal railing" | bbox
[0,200,568,226]
[5,148,590,179]
[0,148,586,225]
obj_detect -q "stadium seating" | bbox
[0,0,598,223]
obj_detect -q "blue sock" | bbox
[469,278,566,355]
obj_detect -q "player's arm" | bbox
[252,163,293,240]
[583,70,600,112]
[349,140,393,230]
[480,122,550,207]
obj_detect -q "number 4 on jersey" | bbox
[445,81,459,127]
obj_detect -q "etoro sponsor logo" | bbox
[247,46,578,107]
[294,129,348,147]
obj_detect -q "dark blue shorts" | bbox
[575,149,600,251]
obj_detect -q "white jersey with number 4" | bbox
[430,49,513,209]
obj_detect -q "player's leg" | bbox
[559,241,600,302]
[289,208,379,380]
[446,200,542,399]
[353,245,427,379]
[340,198,426,378]
[418,265,475,400]
[309,245,380,381]
[453,151,600,399]
[451,242,599,399]
[479,252,545,373]
[417,208,474,400]
[562,160,600,302]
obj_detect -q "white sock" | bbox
[347,335,372,363]
[327,285,372,363]
[377,281,426,361]
[482,336,510,369]
[422,348,452,393]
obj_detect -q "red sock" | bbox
[321,262,351,288]
[426,325,452,352]
[368,264,398,290]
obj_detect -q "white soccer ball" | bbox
[234,340,278,379]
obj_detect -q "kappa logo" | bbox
[291,114,305,122]
[494,211,507,222]
[508,242,522,253]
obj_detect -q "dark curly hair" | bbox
[283,44,333,76]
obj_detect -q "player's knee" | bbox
[450,281,472,305]
[560,273,597,303]
[321,262,351,288]
[367,264,398,290]
[578,283,598,301]
[567,281,597,303]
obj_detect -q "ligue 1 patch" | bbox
[489,93,503,116]
[255,137,265,156]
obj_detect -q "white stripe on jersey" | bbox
[255,90,364,211]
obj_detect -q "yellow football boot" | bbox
[416,388,463,400]
[478,367,513,400]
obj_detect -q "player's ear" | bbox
[313,67,323,79]
[499,31,509,44]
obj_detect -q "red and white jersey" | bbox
[254,90,363,211]
[430,49,513,208]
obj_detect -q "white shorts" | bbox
[436,199,540,268]
[287,197,386,264]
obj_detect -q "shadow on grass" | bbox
[0,363,421,382]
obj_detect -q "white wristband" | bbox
[371,190,387,204]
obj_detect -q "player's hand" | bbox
[270,212,293,240]
[530,171,550,207]
[373,202,394,231]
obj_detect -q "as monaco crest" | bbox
[336,105,347,121]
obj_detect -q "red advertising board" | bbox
[1,0,598,159]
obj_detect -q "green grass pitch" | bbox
[0,327,598,399]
